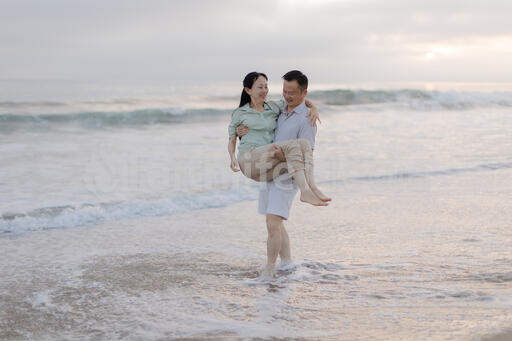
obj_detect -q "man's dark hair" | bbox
[282,70,308,91]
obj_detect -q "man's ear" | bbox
[303,89,308,97]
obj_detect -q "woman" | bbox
[228,72,330,206]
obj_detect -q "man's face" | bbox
[282,79,307,108]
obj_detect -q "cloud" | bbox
[1,0,511,82]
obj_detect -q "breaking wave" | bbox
[1,89,510,131]
[308,89,512,110]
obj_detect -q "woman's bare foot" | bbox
[311,186,332,202]
[304,165,331,201]
[300,189,328,206]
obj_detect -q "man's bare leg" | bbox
[278,223,292,267]
[261,214,283,278]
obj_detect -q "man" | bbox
[236,70,321,278]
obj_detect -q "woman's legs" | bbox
[239,140,329,206]
[294,139,331,202]
[239,145,325,206]
[275,139,331,203]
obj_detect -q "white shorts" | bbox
[258,172,299,220]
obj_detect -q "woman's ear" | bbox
[244,87,252,96]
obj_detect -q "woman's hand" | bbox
[268,144,286,162]
[230,159,240,172]
[306,107,321,126]
[304,99,321,126]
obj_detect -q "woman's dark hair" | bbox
[282,70,308,91]
[239,72,268,107]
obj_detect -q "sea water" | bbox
[0,80,511,340]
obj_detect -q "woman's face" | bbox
[246,75,269,104]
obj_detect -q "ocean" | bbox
[0,79,511,340]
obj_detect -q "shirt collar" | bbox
[284,100,307,117]
[241,102,272,113]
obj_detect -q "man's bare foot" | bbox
[277,258,294,270]
[300,189,328,206]
[260,264,275,278]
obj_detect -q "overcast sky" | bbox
[1,0,511,85]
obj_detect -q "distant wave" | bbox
[343,162,512,182]
[0,107,230,130]
[0,89,511,131]
[3,161,511,235]
[0,100,67,108]
[3,89,511,113]
[308,89,512,110]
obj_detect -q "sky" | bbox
[1,0,511,85]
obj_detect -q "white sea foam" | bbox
[0,187,258,234]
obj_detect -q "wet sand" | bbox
[2,172,512,340]
[481,330,512,341]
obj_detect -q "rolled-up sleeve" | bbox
[228,110,241,138]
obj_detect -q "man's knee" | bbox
[266,214,283,235]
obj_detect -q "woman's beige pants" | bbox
[238,138,313,182]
